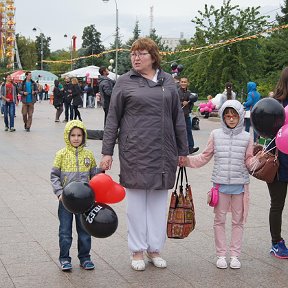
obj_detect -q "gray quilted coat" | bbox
[101,69,188,190]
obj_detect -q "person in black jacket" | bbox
[71,78,83,121]
[178,77,199,154]
[53,80,64,122]
[267,66,288,259]
[98,66,115,126]
[63,77,73,122]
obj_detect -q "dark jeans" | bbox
[3,102,15,128]
[185,116,194,149]
[267,180,288,243]
[64,101,73,121]
[58,201,91,264]
[244,118,258,143]
[73,105,82,121]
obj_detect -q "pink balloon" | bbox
[284,106,288,125]
[200,108,204,113]
[208,108,212,113]
[199,103,205,108]
[204,106,209,112]
[276,124,288,154]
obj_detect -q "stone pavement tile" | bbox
[0,225,32,244]
[12,274,75,288]
[0,241,51,265]
[0,207,17,219]
[0,277,14,288]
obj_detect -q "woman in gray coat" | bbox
[101,38,188,271]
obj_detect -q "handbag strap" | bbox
[174,167,183,193]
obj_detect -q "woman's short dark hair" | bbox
[130,37,161,70]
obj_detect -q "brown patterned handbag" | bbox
[167,167,196,239]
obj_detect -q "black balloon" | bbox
[251,98,285,139]
[80,202,118,238]
[177,64,184,73]
[62,181,95,214]
[171,62,178,70]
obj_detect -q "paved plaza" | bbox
[1,101,288,288]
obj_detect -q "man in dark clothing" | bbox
[98,66,115,126]
[63,76,73,122]
[178,77,199,154]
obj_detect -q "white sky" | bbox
[14,0,281,51]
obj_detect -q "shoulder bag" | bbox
[249,144,279,183]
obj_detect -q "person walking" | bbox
[266,66,288,259]
[185,100,254,269]
[219,82,236,108]
[44,83,49,100]
[53,80,64,122]
[98,66,115,126]
[19,71,38,132]
[50,120,99,271]
[178,77,199,154]
[100,37,188,271]
[63,77,73,122]
[243,81,261,143]
[0,74,18,132]
[71,78,83,121]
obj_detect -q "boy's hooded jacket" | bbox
[50,120,98,197]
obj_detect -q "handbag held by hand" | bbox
[167,167,196,239]
[249,144,279,183]
[207,184,220,207]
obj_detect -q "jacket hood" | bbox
[247,82,257,93]
[64,120,87,150]
[219,100,245,135]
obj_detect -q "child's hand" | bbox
[100,155,113,170]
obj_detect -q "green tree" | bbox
[16,34,37,70]
[176,0,269,97]
[46,49,72,76]
[80,24,105,67]
[148,28,170,51]
[35,33,51,70]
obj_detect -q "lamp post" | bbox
[64,34,73,70]
[102,0,118,80]
[32,27,43,70]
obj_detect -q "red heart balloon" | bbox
[104,182,126,204]
[89,173,114,202]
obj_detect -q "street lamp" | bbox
[102,0,118,80]
[64,34,73,70]
[32,27,43,70]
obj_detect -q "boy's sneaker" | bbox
[61,261,72,271]
[230,256,241,269]
[9,128,16,132]
[80,260,95,270]
[216,256,228,269]
[270,239,288,259]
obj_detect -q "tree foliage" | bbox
[16,34,37,70]
[35,33,51,70]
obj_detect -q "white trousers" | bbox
[126,188,168,253]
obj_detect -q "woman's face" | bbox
[130,50,154,74]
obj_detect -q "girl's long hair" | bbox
[274,67,288,101]
[225,82,233,100]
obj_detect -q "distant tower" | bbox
[0,0,17,69]
[150,6,154,34]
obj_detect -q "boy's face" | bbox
[180,78,188,89]
[223,111,239,129]
[69,127,84,148]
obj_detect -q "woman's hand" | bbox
[178,156,187,167]
[100,155,113,170]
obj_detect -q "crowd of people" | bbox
[1,37,288,275]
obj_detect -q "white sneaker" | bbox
[216,256,228,269]
[230,256,241,269]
